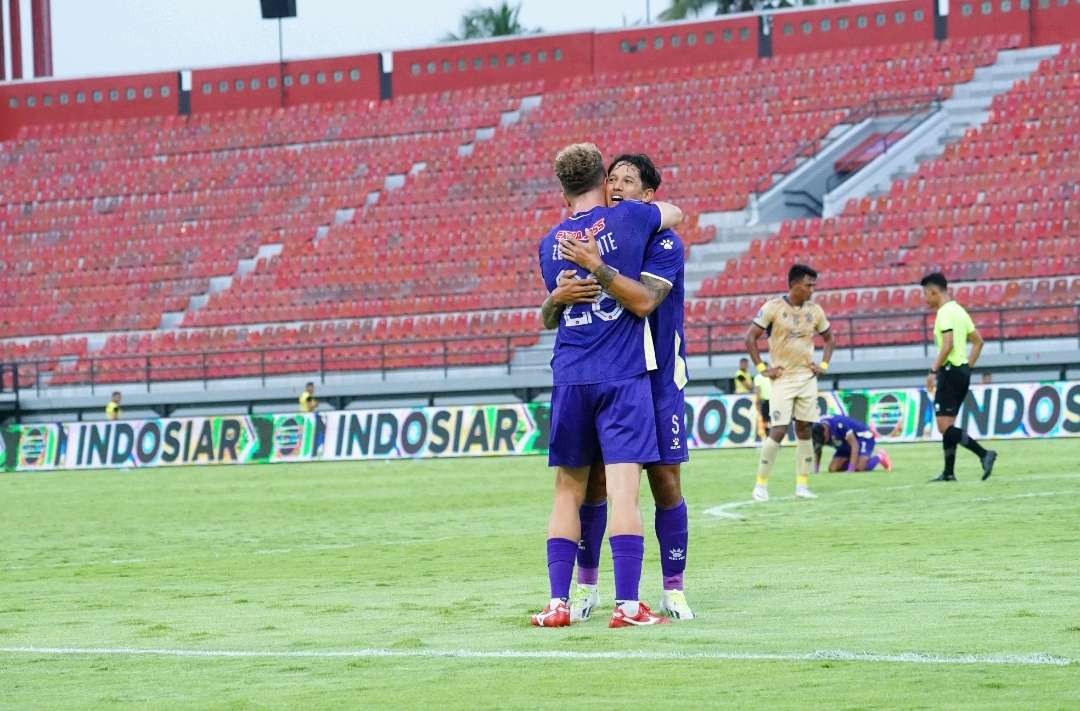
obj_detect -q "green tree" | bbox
[660,0,736,19]
[659,0,806,19]
[442,2,540,42]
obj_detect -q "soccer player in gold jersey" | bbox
[745,264,835,501]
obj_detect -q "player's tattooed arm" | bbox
[589,264,671,318]
[541,295,564,330]
[559,237,671,318]
[541,269,601,329]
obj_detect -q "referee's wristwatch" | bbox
[928,367,938,375]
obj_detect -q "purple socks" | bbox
[655,499,688,591]
[546,537,578,600]
[866,455,881,471]
[573,499,689,598]
[610,534,644,603]
[576,500,607,585]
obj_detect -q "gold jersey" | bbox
[752,297,831,377]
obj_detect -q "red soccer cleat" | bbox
[608,602,670,628]
[530,601,571,627]
[878,448,893,472]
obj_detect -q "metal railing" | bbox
[4,333,535,395]
[824,99,941,193]
[3,304,1078,394]
[686,303,1080,367]
[751,91,944,199]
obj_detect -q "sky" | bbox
[44,0,661,79]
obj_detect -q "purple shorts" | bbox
[548,373,658,468]
[648,385,688,466]
[835,436,876,460]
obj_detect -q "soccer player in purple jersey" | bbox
[545,154,694,621]
[532,143,682,628]
[812,414,893,473]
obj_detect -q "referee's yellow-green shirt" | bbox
[754,372,773,401]
[934,301,976,366]
[734,368,753,394]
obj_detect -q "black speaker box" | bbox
[260,0,297,19]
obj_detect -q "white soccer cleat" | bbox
[660,589,696,620]
[795,485,818,499]
[752,484,769,502]
[570,584,599,623]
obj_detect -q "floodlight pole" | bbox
[277,16,285,108]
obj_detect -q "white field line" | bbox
[703,483,919,520]
[0,646,1073,667]
[703,473,1080,521]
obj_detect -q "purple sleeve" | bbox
[622,199,662,235]
[641,231,683,287]
[539,239,557,292]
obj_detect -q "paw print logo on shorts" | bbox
[661,239,674,250]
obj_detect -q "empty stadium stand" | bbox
[2,0,1079,402]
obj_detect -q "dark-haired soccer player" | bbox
[746,264,834,501]
[549,153,694,621]
[532,143,682,628]
[920,272,997,482]
[812,414,892,472]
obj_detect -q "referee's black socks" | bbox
[943,426,988,476]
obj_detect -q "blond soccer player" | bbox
[745,264,835,501]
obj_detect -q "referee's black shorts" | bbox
[934,363,971,417]
[759,399,770,424]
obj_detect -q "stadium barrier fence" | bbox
[2,381,1077,472]
[7,305,1080,393]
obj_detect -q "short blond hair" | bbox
[554,143,606,198]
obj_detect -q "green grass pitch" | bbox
[2,438,1078,709]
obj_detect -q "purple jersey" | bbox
[641,228,688,465]
[641,228,688,397]
[538,200,662,386]
[821,415,873,447]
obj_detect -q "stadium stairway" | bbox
[824,44,1060,216]
[692,39,1080,362]
[683,219,778,296]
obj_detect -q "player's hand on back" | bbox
[557,235,603,273]
[764,366,784,379]
[926,372,937,394]
[551,269,601,305]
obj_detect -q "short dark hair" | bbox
[920,272,948,290]
[111,391,121,398]
[607,153,662,192]
[305,381,314,388]
[788,264,818,286]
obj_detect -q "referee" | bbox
[105,391,122,421]
[921,273,997,482]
